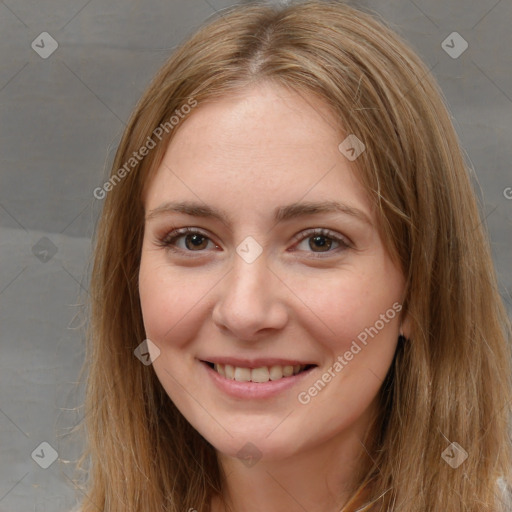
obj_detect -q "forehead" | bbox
[144,82,373,225]
[167,82,341,161]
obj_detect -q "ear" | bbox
[400,309,412,340]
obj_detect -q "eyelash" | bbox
[155,227,351,258]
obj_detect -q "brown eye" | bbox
[292,228,351,257]
[159,228,217,253]
[184,233,209,250]
[309,235,333,252]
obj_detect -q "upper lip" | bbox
[200,357,316,368]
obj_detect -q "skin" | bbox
[138,81,409,512]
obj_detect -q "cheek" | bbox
[138,250,213,346]
[286,261,401,355]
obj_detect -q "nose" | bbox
[211,251,289,342]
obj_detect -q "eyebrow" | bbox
[146,200,372,226]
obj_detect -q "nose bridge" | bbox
[225,251,272,311]
[212,248,287,337]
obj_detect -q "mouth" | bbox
[201,360,317,383]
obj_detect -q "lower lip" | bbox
[200,361,316,399]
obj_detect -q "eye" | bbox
[157,227,218,253]
[156,226,351,257]
[290,228,351,257]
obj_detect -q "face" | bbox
[138,82,406,463]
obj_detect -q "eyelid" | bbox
[160,226,211,243]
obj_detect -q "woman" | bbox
[74,1,512,510]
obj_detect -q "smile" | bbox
[203,361,315,383]
[200,359,317,399]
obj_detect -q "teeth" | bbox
[234,367,251,382]
[269,365,284,380]
[251,366,270,383]
[283,365,294,377]
[212,363,307,382]
[224,364,234,379]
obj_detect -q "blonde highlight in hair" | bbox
[74,1,512,510]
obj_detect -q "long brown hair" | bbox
[73,1,512,510]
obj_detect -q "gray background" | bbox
[1,0,511,510]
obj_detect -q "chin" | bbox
[192,417,314,464]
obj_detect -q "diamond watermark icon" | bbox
[441,441,468,468]
[441,32,468,59]
[338,134,366,161]
[236,236,263,264]
[31,32,58,59]
[32,237,58,263]
[236,442,262,468]
[31,441,58,469]
[134,338,161,365]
